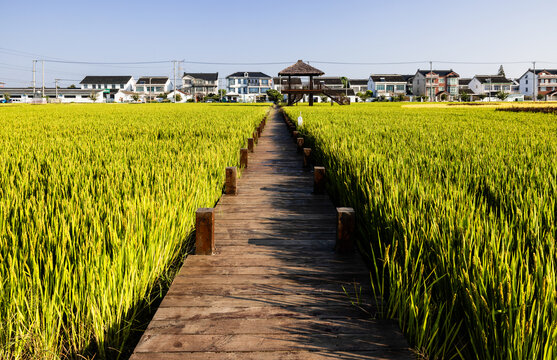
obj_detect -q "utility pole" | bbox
[173,60,177,103]
[429,60,433,102]
[41,60,45,98]
[532,61,536,102]
[32,60,37,98]
[55,79,59,100]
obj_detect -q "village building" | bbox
[80,76,135,91]
[0,87,104,103]
[182,73,218,100]
[469,75,513,97]
[135,77,172,101]
[226,72,272,102]
[412,70,460,101]
[349,79,369,94]
[518,69,557,99]
[367,75,407,99]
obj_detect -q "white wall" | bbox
[519,71,534,96]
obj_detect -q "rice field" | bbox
[0,103,267,359]
[285,103,557,359]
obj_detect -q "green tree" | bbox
[498,65,505,77]
[356,90,373,102]
[537,93,545,101]
[132,93,140,102]
[340,76,349,88]
[174,93,182,102]
[68,84,76,89]
[89,92,98,101]
[460,91,470,102]
[3,93,10,102]
[158,92,168,100]
[266,89,283,104]
[218,89,227,99]
[496,91,508,101]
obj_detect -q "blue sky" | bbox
[1,0,557,87]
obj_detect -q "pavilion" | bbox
[278,60,325,106]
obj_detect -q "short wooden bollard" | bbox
[257,126,262,137]
[253,131,258,144]
[313,166,326,194]
[195,208,214,255]
[247,138,254,152]
[303,148,311,168]
[240,148,248,168]
[297,137,304,153]
[336,207,355,253]
[292,130,299,140]
[225,166,238,195]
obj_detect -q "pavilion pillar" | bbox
[288,75,292,106]
[309,75,314,106]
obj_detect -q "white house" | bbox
[0,87,104,103]
[135,77,172,101]
[182,73,218,100]
[368,75,407,99]
[80,76,135,91]
[226,72,272,102]
[518,69,557,99]
[469,75,513,97]
[167,89,190,102]
[349,79,368,94]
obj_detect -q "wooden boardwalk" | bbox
[130,108,413,360]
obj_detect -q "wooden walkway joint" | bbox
[131,108,413,360]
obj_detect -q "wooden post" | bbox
[225,166,237,195]
[309,75,314,106]
[195,208,214,255]
[297,138,304,153]
[257,125,262,137]
[336,207,355,253]
[253,130,258,144]
[247,138,254,152]
[303,148,311,168]
[240,148,248,168]
[292,130,299,140]
[313,166,325,194]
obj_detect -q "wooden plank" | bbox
[130,107,412,360]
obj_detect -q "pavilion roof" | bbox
[278,60,324,76]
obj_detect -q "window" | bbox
[541,87,547,91]
[439,86,445,91]
[376,84,385,90]
[137,86,144,92]
[494,85,500,91]
[120,84,125,89]
[525,79,528,84]
[261,79,269,85]
[439,78,445,83]
[261,88,270,93]
[525,87,528,92]
[450,87,458,95]
[386,85,394,92]
[248,87,259,93]
[156,87,163,92]
[248,79,259,85]
[228,79,235,86]
[64,95,76,98]
[395,85,405,91]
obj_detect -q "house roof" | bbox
[227,72,271,78]
[136,77,169,85]
[313,77,343,85]
[349,79,368,85]
[519,69,557,79]
[370,74,406,82]
[459,78,472,85]
[80,76,133,84]
[273,77,302,85]
[416,69,459,77]
[473,75,512,84]
[183,72,218,81]
[278,60,324,76]
[0,87,104,95]
[401,75,414,82]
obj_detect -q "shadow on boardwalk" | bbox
[130,108,413,360]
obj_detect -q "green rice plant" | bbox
[285,103,557,359]
[0,103,268,359]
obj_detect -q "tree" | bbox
[157,92,168,100]
[356,90,373,102]
[68,84,76,89]
[266,89,283,104]
[89,92,98,101]
[132,93,140,102]
[440,93,448,101]
[498,65,505,77]
[3,93,10,102]
[320,95,328,103]
[218,89,227,99]
[496,91,508,101]
[175,93,182,102]
[340,76,349,88]
[460,91,470,102]
[537,93,545,101]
